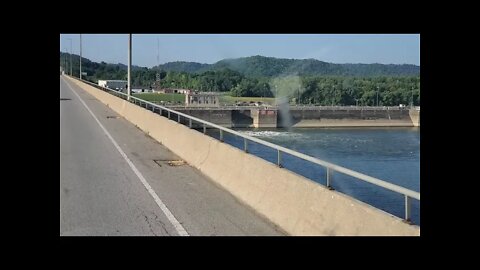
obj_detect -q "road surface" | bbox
[60,76,283,236]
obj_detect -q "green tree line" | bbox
[61,52,420,106]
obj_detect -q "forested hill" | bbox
[156,61,210,73]
[60,52,420,106]
[61,52,419,78]
[154,56,419,77]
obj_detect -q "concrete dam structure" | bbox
[173,107,277,128]
[282,107,417,128]
[171,107,419,128]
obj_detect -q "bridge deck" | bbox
[60,76,283,236]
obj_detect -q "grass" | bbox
[132,93,185,104]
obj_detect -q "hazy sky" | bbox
[59,34,420,67]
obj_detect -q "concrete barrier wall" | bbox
[68,77,420,236]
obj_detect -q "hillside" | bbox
[60,52,420,106]
[154,55,420,77]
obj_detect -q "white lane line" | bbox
[62,77,189,236]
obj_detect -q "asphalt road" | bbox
[60,76,283,236]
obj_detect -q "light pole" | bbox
[67,38,72,76]
[376,86,379,107]
[127,34,131,101]
[79,34,82,79]
[63,48,67,74]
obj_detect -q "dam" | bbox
[169,106,420,128]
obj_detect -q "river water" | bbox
[206,127,420,225]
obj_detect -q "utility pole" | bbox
[64,48,68,75]
[79,34,82,79]
[63,48,67,74]
[67,38,72,76]
[155,37,161,92]
[127,34,132,101]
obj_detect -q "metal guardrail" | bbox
[165,105,411,111]
[71,76,420,223]
[163,105,410,111]
[283,105,409,110]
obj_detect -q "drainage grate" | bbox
[153,159,186,167]
[167,160,186,166]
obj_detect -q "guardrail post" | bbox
[220,130,224,142]
[178,114,181,123]
[326,168,334,190]
[159,109,162,116]
[277,150,282,167]
[405,195,412,223]
[203,124,206,134]
[189,118,192,128]
[168,111,170,119]
[244,138,248,153]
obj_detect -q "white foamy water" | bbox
[239,130,305,139]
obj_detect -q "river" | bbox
[206,127,420,225]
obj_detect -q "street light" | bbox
[67,38,72,76]
[127,34,131,101]
[376,86,379,107]
[79,34,82,79]
[63,47,67,74]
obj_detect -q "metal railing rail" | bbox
[72,76,420,223]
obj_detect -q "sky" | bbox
[59,34,420,68]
